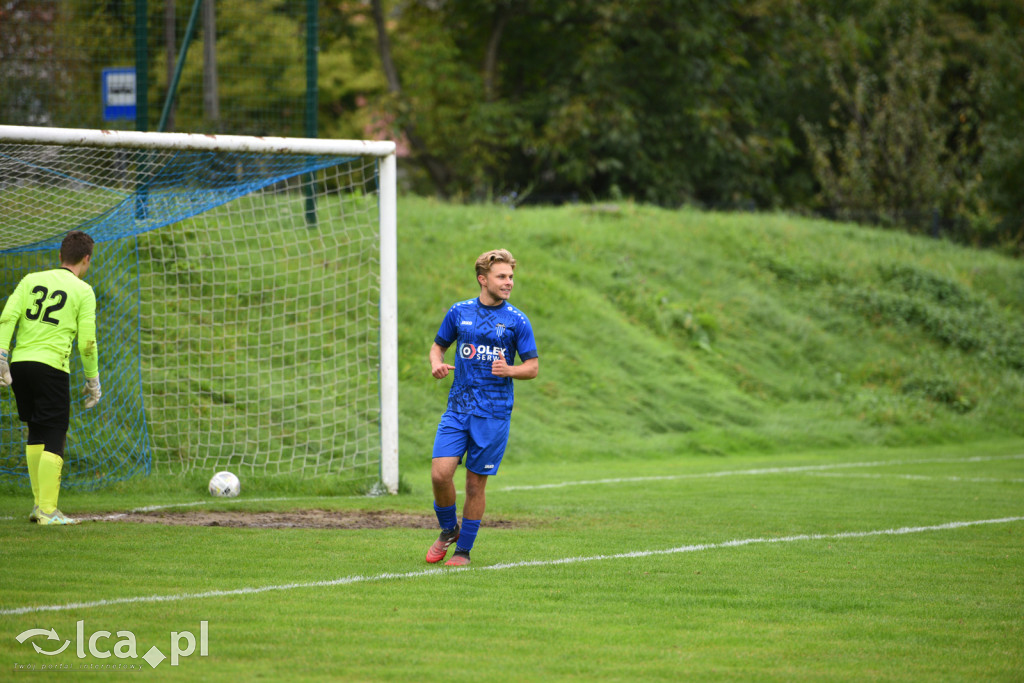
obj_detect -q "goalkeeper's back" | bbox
[0,267,98,376]
[0,230,98,379]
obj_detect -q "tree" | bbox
[801,11,958,226]
[799,0,1024,251]
[0,0,138,129]
[370,0,456,195]
[367,0,820,206]
[972,8,1024,251]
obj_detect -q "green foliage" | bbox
[374,0,1023,249]
[317,3,387,141]
[973,14,1024,253]
[150,0,304,135]
[802,11,960,223]
[4,1,1023,249]
[0,1,139,129]
[829,263,1024,371]
[384,0,815,207]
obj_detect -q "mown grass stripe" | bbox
[494,454,1024,492]
[3,516,1020,617]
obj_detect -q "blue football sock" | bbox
[456,518,481,552]
[433,502,458,531]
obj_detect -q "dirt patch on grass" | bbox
[85,508,522,530]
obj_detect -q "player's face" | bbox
[478,263,514,305]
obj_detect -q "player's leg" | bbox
[26,435,45,522]
[22,364,77,526]
[462,470,489,520]
[444,470,488,566]
[426,412,469,563]
[10,363,46,522]
[35,424,76,525]
[431,455,460,508]
[36,445,64,515]
[445,416,510,566]
[426,453,462,562]
[430,455,460,531]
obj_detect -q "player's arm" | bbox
[492,315,539,380]
[0,280,27,387]
[77,288,102,408]
[0,278,27,350]
[491,351,538,380]
[431,306,459,379]
[430,342,455,379]
[77,289,99,378]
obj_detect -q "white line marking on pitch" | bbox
[2,454,1020,520]
[0,495,356,522]
[806,472,1024,484]
[2,516,1021,617]
[494,454,1024,492]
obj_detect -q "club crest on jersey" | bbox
[495,323,506,336]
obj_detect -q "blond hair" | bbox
[474,249,516,278]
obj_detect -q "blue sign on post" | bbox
[102,67,137,121]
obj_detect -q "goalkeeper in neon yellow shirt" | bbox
[0,231,102,526]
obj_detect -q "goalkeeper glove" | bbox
[0,349,10,388]
[83,376,102,409]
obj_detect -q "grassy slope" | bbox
[7,196,1022,497]
[396,197,1024,478]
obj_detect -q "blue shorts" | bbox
[432,411,511,476]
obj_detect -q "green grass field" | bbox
[1,441,1022,680]
[2,198,1024,680]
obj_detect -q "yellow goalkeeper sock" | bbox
[38,451,65,515]
[26,444,44,507]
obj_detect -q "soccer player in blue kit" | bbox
[426,249,539,566]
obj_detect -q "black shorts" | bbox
[10,361,71,431]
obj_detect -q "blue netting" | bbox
[1,148,357,489]
[4,150,354,254]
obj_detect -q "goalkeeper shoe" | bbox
[29,505,40,523]
[444,550,471,567]
[37,509,80,526]
[425,525,460,564]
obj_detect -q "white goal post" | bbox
[0,125,399,493]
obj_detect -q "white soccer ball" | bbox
[208,471,240,498]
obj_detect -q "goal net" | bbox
[0,125,398,493]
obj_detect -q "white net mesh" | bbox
[0,130,387,488]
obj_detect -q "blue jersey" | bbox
[435,298,538,419]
